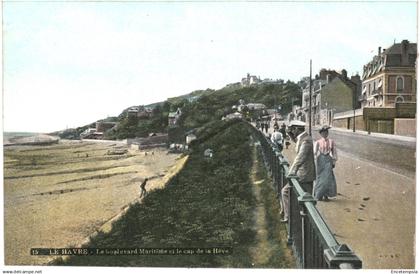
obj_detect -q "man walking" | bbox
[280,120,316,222]
[140,178,149,198]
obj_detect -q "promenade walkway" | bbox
[260,126,415,268]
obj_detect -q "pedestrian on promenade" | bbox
[270,128,283,152]
[140,177,149,198]
[280,123,288,148]
[313,125,337,201]
[256,118,261,130]
[280,120,316,222]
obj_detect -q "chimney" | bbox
[351,74,361,85]
[402,40,409,52]
[378,46,381,56]
[341,69,347,79]
[319,69,327,80]
[401,40,409,65]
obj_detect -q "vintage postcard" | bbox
[1,1,417,273]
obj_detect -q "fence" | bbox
[247,123,362,269]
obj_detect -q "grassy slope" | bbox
[254,141,295,268]
[56,121,256,267]
[54,121,293,267]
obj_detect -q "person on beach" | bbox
[281,120,316,222]
[140,178,149,198]
[313,125,337,201]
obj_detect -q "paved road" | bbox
[323,129,415,178]
[259,124,416,268]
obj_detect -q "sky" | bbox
[2,1,417,133]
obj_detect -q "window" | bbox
[378,78,383,88]
[368,84,371,95]
[395,96,404,103]
[396,76,404,92]
[373,82,376,91]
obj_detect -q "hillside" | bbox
[53,120,293,267]
[61,80,302,140]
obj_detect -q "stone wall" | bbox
[394,118,416,137]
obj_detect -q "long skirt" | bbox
[314,153,337,200]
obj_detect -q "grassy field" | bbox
[54,121,294,267]
[4,140,180,265]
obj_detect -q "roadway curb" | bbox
[315,126,416,143]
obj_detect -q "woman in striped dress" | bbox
[313,126,337,201]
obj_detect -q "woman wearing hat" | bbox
[313,125,337,201]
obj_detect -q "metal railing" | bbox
[247,123,362,269]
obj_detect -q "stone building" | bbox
[361,40,417,108]
[241,73,261,87]
[301,69,361,126]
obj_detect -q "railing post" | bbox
[286,175,299,247]
[324,244,362,269]
[273,151,278,188]
[247,122,362,269]
[298,192,317,268]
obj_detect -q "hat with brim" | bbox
[319,125,331,133]
[288,120,306,128]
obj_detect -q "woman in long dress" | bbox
[313,126,337,201]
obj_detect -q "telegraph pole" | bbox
[353,88,356,132]
[309,60,312,136]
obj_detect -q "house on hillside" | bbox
[95,121,118,133]
[127,105,153,118]
[138,105,153,118]
[246,103,266,111]
[127,106,140,117]
[168,108,182,126]
[186,133,197,145]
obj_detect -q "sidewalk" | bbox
[282,141,415,269]
[315,126,416,144]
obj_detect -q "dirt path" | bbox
[249,143,272,265]
[248,140,294,267]
[4,142,181,265]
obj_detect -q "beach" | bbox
[4,140,181,265]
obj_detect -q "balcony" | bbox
[371,88,383,97]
